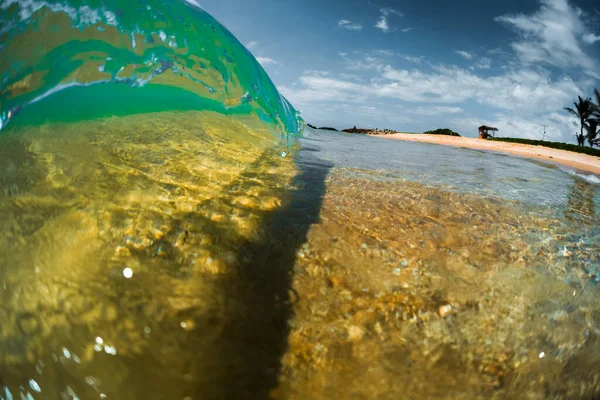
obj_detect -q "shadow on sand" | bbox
[168,147,332,399]
[0,121,331,400]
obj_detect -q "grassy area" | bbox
[489,137,600,157]
[423,128,461,137]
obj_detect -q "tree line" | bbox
[564,88,600,147]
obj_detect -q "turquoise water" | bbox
[0,0,302,140]
[2,1,600,399]
[301,127,600,268]
[303,127,600,210]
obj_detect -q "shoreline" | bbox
[371,133,600,176]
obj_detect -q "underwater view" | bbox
[1,0,600,399]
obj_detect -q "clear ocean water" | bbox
[1,1,599,399]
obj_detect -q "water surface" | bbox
[1,1,600,399]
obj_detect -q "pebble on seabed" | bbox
[347,325,365,342]
[439,304,452,317]
[560,247,572,257]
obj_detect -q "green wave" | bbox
[0,0,303,141]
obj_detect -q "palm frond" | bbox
[585,119,598,131]
[563,107,578,118]
[585,119,599,147]
[575,98,593,119]
[593,88,600,116]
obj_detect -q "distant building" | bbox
[478,125,498,139]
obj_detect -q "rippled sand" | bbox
[0,113,599,399]
[0,111,299,398]
[278,169,600,400]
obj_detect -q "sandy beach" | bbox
[373,133,600,175]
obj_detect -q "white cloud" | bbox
[380,64,586,113]
[255,57,279,66]
[375,7,402,33]
[357,50,424,65]
[373,49,394,56]
[582,33,600,44]
[375,16,390,33]
[369,50,424,64]
[284,1,599,142]
[246,41,259,50]
[314,103,415,126]
[298,75,362,94]
[339,72,365,81]
[281,54,592,142]
[402,55,424,64]
[381,7,403,17]
[474,57,492,69]
[302,69,331,76]
[412,106,464,116]
[495,0,598,76]
[344,54,386,71]
[456,50,474,60]
[338,19,363,31]
[287,57,588,114]
[401,27,412,32]
[279,73,367,105]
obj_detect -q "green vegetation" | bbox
[489,137,600,157]
[564,89,600,147]
[423,128,461,137]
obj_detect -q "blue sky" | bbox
[199,0,600,141]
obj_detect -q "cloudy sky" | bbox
[200,0,600,142]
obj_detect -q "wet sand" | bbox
[373,134,600,175]
[276,168,600,399]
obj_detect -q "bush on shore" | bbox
[423,128,461,137]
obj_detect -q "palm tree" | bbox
[592,88,600,119]
[564,96,594,146]
[585,119,598,147]
[586,88,600,148]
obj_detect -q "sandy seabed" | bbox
[1,114,599,399]
[372,134,600,176]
